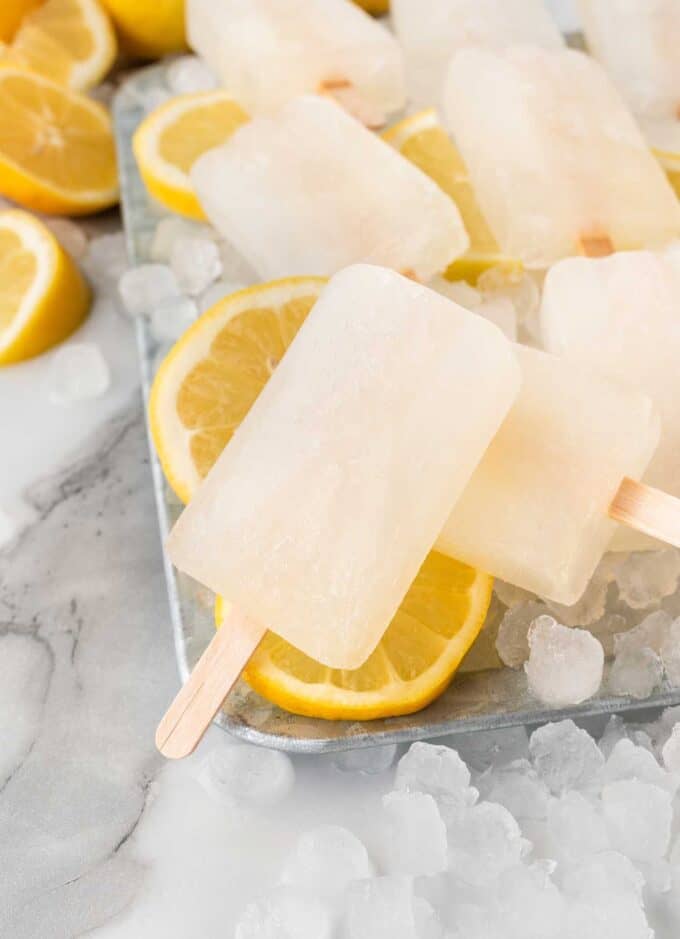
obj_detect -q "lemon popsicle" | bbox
[187,0,405,119]
[391,0,563,111]
[437,346,660,605]
[167,265,520,670]
[443,47,680,268]
[191,95,469,281]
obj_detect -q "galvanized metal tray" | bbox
[112,63,680,753]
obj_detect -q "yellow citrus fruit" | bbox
[149,277,326,504]
[353,0,390,13]
[0,209,90,365]
[133,91,249,219]
[383,108,522,284]
[98,0,185,57]
[8,0,116,91]
[0,0,41,42]
[0,67,118,215]
[216,553,492,720]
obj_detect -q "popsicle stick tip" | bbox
[609,477,680,548]
[578,232,614,258]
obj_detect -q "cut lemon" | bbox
[149,278,326,504]
[0,0,41,42]
[216,553,492,720]
[383,109,522,284]
[98,0,185,57]
[133,91,249,219]
[0,209,90,365]
[8,0,116,91]
[0,67,118,215]
[353,0,390,12]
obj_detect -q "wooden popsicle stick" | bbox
[578,232,614,258]
[609,477,680,547]
[156,607,266,759]
[318,77,387,130]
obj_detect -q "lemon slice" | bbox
[8,0,116,91]
[383,109,522,284]
[216,552,492,720]
[149,277,326,503]
[0,209,90,365]
[98,0,185,57]
[0,0,40,42]
[0,67,118,215]
[133,91,249,219]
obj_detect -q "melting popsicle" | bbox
[191,95,469,281]
[442,46,680,268]
[391,0,563,111]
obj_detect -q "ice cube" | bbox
[344,876,419,939]
[170,235,223,295]
[524,617,604,707]
[587,613,628,658]
[43,217,88,259]
[615,550,680,609]
[332,744,397,775]
[495,863,566,939]
[603,739,672,791]
[661,724,680,773]
[118,264,180,317]
[495,601,548,668]
[149,296,198,343]
[614,611,673,656]
[198,278,246,313]
[381,790,447,876]
[235,887,333,939]
[197,744,295,808]
[47,343,110,406]
[546,791,609,864]
[608,646,664,700]
[447,802,528,886]
[477,267,540,325]
[529,720,604,794]
[563,894,653,939]
[543,554,619,627]
[450,726,529,774]
[660,618,680,686]
[561,850,645,902]
[83,232,128,285]
[166,54,219,95]
[602,780,672,861]
[394,742,476,823]
[280,825,372,898]
[484,760,550,820]
[413,897,443,939]
[150,216,214,263]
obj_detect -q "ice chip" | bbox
[447,802,528,886]
[394,742,475,824]
[280,825,372,897]
[608,646,664,700]
[197,744,294,808]
[83,232,127,285]
[603,739,673,791]
[235,887,333,939]
[332,744,397,775]
[495,863,566,939]
[118,264,180,317]
[170,235,222,295]
[485,760,550,820]
[564,894,653,939]
[150,216,214,263]
[562,850,645,902]
[525,617,604,707]
[150,296,198,343]
[495,601,548,669]
[166,54,219,95]
[529,720,604,794]
[661,618,680,686]
[412,897,443,939]
[47,343,110,406]
[450,726,529,774]
[381,790,447,876]
[615,550,680,609]
[614,611,673,656]
[344,876,420,939]
[602,780,672,861]
[546,791,609,864]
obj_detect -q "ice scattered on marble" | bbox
[381,790,447,876]
[199,278,247,312]
[47,343,110,405]
[118,263,180,317]
[609,645,664,699]
[394,742,477,824]
[170,235,222,295]
[280,825,372,898]
[235,887,333,939]
[529,720,604,794]
[448,801,529,886]
[344,876,421,939]
[196,743,294,808]
[602,779,673,862]
[525,616,604,707]
[150,216,215,263]
[82,232,128,286]
[615,549,680,609]
[495,600,547,668]
[661,619,680,686]
[546,790,609,864]
[332,743,397,775]
[166,54,219,95]
[43,217,88,259]
[150,295,198,343]
[662,725,680,773]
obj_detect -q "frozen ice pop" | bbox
[187,0,405,119]
[168,264,520,670]
[191,95,469,281]
[442,46,680,268]
[391,0,563,110]
[437,345,661,604]
[541,247,680,549]
[579,0,680,155]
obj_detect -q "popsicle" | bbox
[391,0,563,111]
[437,345,662,605]
[579,0,680,156]
[187,0,405,124]
[191,95,469,282]
[158,265,520,757]
[442,46,680,268]
[541,247,680,550]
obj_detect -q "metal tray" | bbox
[112,63,680,753]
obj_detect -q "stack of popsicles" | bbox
[151,0,680,755]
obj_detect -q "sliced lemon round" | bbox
[133,91,249,219]
[8,0,116,91]
[0,67,118,215]
[149,277,326,504]
[216,552,492,721]
[0,0,41,42]
[0,209,90,365]
[383,109,522,284]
